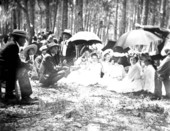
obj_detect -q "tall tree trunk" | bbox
[141,0,149,25]
[166,0,170,28]
[62,0,68,31]
[75,0,83,32]
[132,0,137,29]
[106,13,111,41]
[114,0,119,40]
[29,0,35,37]
[37,0,43,29]
[119,0,126,36]
[16,0,32,43]
[137,0,142,24]
[160,0,167,28]
[45,0,50,31]
[53,0,59,32]
[12,9,17,29]
[24,0,32,44]
[17,6,21,29]
[71,3,74,34]
[152,0,157,25]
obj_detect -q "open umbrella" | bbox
[68,31,102,45]
[116,29,162,49]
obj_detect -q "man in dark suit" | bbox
[0,30,35,103]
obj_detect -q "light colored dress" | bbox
[107,62,143,93]
[58,61,102,86]
[100,63,126,87]
[142,64,155,93]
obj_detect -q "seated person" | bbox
[59,53,102,86]
[101,50,113,76]
[107,55,143,93]
[100,56,126,86]
[34,45,47,75]
[142,59,155,93]
[74,47,92,66]
[22,44,38,80]
[39,42,69,87]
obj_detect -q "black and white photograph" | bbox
[0,0,170,130]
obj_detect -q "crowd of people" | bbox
[0,28,170,104]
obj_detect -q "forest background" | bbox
[0,0,170,44]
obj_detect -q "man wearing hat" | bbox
[60,29,74,64]
[39,42,69,86]
[155,49,170,99]
[0,29,35,103]
[34,45,48,75]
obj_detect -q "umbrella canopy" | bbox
[116,29,162,49]
[68,31,102,45]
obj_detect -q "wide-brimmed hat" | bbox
[47,42,60,51]
[23,44,38,57]
[39,45,48,52]
[62,29,72,36]
[11,29,28,38]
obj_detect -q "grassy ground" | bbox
[0,81,170,131]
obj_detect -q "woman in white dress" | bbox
[107,55,143,93]
[142,59,155,93]
[101,56,126,88]
[58,52,102,86]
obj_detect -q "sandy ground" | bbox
[0,81,170,131]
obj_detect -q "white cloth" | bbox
[61,41,68,56]
[142,65,155,93]
[58,62,102,86]
[106,63,143,93]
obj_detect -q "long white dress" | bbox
[100,63,126,88]
[142,64,155,93]
[58,61,102,86]
[107,62,143,93]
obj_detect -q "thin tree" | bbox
[114,0,119,40]
[74,0,83,32]
[119,0,127,36]
[141,0,149,25]
[62,0,68,32]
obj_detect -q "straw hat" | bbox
[47,42,60,51]
[23,44,38,57]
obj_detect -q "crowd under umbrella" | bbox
[115,29,162,53]
[68,31,102,58]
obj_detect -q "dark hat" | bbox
[47,42,60,50]
[11,29,28,38]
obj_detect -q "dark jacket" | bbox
[40,53,60,76]
[0,40,27,70]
